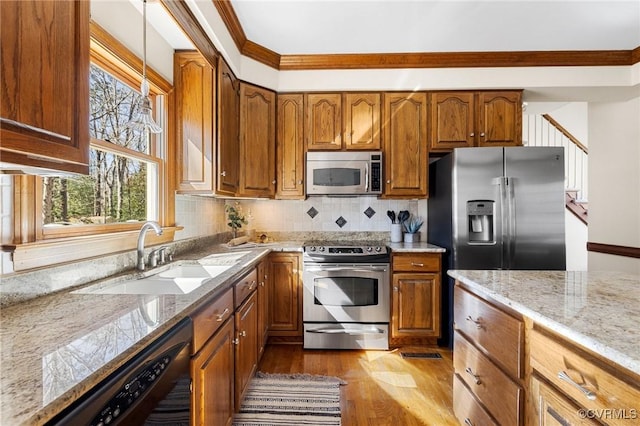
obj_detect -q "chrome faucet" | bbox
[137,221,163,271]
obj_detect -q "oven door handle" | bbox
[306,327,386,335]
[305,266,388,273]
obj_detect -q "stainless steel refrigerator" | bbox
[428,147,566,346]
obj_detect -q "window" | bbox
[42,64,159,231]
[33,22,173,241]
[7,22,176,271]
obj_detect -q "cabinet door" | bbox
[477,91,522,147]
[531,375,599,426]
[305,93,342,150]
[276,94,305,199]
[217,58,239,196]
[383,92,428,197]
[239,83,276,197]
[343,93,381,150]
[191,318,234,426]
[429,92,475,152]
[392,272,441,338]
[268,252,302,336]
[1,0,90,175]
[175,51,214,192]
[257,260,269,359]
[234,291,258,410]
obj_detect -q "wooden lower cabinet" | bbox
[234,291,259,411]
[191,317,234,426]
[453,284,525,425]
[391,252,442,342]
[267,252,302,338]
[531,375,599,426]
[453,374,498,426]
[256,260,269,358]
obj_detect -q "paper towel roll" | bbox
[228,235,250,246]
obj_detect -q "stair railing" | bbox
[523,113,589,203]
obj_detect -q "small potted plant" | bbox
[225,203,247,239]
[402,215,424,243]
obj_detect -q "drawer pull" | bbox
[557,371,596,401]
[465,367,482,385]
[465,315,484,329]
[240,330,247,337]
[464,419,474,426]
[216,308,230,322]
[410,262,424,267]
[249,280,256,290]
[233,338,239,345]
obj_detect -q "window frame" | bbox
[7,21,178,271]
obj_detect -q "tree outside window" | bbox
[42,64,160,227]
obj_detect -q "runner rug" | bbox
[232,372,345,426]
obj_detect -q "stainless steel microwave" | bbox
[306,151,382,195]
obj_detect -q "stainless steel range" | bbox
[302,241,390,350]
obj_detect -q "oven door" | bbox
[302,264,389,323]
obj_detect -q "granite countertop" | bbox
[387,242,446,253]
[448,270,640,377]
[0,239,443,425]
[0,243,277,426]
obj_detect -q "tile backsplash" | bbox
[235,196,428,238]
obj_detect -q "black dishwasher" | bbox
[47,317,192,426]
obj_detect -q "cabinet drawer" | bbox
[453,374,498,426]
[454,332,523,426]
[191,287,234,354]
[234,268,258,308]
[530,329,640,426]
[531,374,600,426]
[454,286,524,379]
[392,253,440,272]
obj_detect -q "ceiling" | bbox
[226,0,640,55]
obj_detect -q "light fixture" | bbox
[127,0,162,134]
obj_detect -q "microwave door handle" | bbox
[364,162,369,192]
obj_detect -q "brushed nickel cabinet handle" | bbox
[240,330,247,337]
[480,132,485,137]
[216,308,230,322]
[249,280,256,290]
[221,170,227,176]
[557,371,596,400]
[470,132,475,137]
[465,315,484,329]
[393,286,399,292]
[464,419,474,426]
[233,338,239,345]
[465,367,482,385]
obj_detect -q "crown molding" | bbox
[632,46,640,65]
[278,50,635,70]
[206,1,640,71]
[159,0,219,68]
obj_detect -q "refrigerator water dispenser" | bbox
[467,200,495,244]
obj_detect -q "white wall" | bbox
[588,97,640,273]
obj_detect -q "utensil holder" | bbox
[404,232,420,243]
[390,224,402,243]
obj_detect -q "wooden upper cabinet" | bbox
[343,93,381,150]
[477,91,522,147]
[276,94,305,199]
[383,92,428,198]
[175,51,215,193]
[305,93,342,150]
[0,0,90,175]
[217,58,240,196]
[239,82,276,198]
[429,90,522,153]
[429,92,475,152]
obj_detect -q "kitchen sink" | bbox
[75,263,234,295]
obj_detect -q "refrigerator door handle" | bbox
[497,176,514,269]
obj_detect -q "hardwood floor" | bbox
[258,344,458,425]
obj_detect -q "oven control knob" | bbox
[309,247,316,252]
[375,246,382,252]
[366,247,373,252]
[318,247,325,252]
